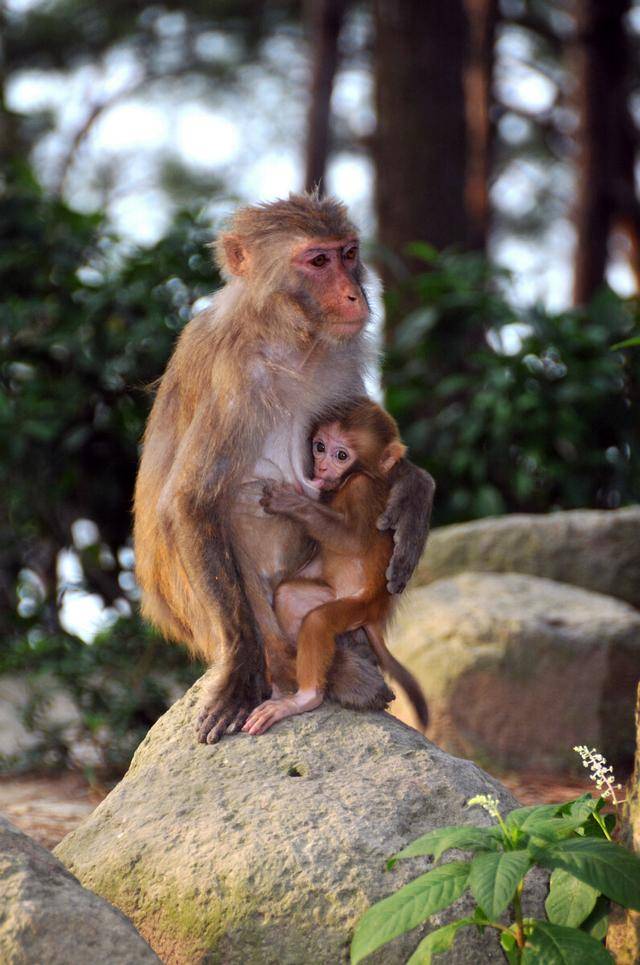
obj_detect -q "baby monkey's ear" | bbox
[380,441,407,474]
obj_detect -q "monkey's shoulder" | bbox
[331,471,388,514]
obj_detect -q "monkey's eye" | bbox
[313,440,326,453]
[310,254,329,268]
[336,450,349,462]
[343,247,357,261]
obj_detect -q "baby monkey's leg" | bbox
[243,578,333,736]
[243,596,369,735]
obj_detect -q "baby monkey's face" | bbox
[310,422,357,491]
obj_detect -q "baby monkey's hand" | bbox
[260,483,310,516]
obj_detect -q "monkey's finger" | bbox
[227,707,249,734]
[196,712,220,743]
[376,509,396,532]
[205,713,235,744]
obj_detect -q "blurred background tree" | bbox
[1,0,639,772]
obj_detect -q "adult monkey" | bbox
[133,193,435,744]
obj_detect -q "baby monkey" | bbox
[242,399,429,736]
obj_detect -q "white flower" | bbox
[573,745,623,804]
[467,794,501,819]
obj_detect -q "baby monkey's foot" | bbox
[242,689,323,736]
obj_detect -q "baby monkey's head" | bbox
[310,399,406,492]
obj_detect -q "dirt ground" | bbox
[0,768,600,851]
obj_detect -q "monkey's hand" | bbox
[196,666,270,745]
[260,483,311,516]
[377,460,435,594]
[242,689,323,736]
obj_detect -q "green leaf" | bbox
[545,868,599,927]
[580,895,610,941]
[501,930,520,965]
[560,794,598,821]
[524,812,596,842]
[537,839,640,911]
[388,826,500,868]
[405,917,475,964]
[350,862,470,964]
[468,850,531,919]
[522,920,613,963]
[611,334,640,349]
[506,804,562,830]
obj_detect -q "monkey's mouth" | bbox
[310,477,338,491]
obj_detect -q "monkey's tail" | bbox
[364,623,429,730]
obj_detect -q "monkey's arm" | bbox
[261,482,369,555]
[377,460,436,594]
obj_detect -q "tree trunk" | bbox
[606,682,640,961]
[374,0,470,280]
[303,0,349,194]
[463,0,498,251]
[571,0,636,305]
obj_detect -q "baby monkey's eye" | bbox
[313,440,325,453]
[336,450,349,461]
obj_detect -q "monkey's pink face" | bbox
[310,423,357,490]
[293,238,368,339]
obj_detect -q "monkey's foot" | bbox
[242,690,323,736]
[196,675,270,745]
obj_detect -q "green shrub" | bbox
[385,245,640,525]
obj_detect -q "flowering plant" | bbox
[351,750,640,964]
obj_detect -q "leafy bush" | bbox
[385,245,640,525]
[0,161,219,637]
[351,776,640,963]
[0,615,203,778]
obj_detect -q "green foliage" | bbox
[0,162,212,773]
[0,614,203,777]
[0,162,217,626]
[350,791,640,963]
[384,247,640,525]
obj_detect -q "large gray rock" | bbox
[388,572,640,772]
[55,672,545,964]
[0,816,159,965]
[414,506,640,608]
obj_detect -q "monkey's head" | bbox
[310,399,406,491]
[214,193,369,343]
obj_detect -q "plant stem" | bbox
[594,811,613,842]
[513,880,525,949]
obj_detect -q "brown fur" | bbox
[265,401,428,728]
[133,193,434,743]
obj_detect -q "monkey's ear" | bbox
[217,233,251,277]
[380,441,407,474]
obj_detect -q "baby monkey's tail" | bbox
[364,623,429,730]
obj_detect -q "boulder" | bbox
[388,572,640,772]
[414,506,640,608]
[0,816,159,965]
[55,672,545,964]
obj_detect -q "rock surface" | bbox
[414,506,640,608]
[55,672,545,964]
[0,815,159,965]
[388,572,640,772]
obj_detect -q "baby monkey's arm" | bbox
[260,482,368,554]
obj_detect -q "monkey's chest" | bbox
[232,481,314,590]
[248,419,318,498]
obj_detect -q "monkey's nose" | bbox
[347,295,357,302]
